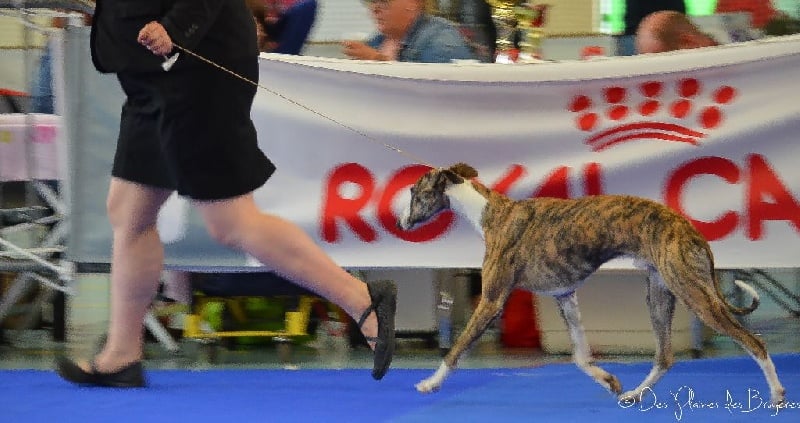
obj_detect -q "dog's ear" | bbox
[448,163,479,179]
[440,169,464,185]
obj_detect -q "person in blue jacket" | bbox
[342,0,476,63]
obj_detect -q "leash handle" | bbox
[161,52,180,71]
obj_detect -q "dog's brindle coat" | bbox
[398,163,785,404]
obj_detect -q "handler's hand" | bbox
[138,21,173,56]
[342,40,386,61]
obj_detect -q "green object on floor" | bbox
[202,301,225,331]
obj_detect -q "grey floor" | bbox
[2,270,799,373]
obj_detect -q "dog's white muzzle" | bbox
[397,207,414,231]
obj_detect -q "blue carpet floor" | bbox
[2,355,799,422]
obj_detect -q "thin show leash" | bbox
[163,45,436,168]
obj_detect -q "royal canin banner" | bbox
[65,33,800,269]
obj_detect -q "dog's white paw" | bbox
[771,387,786,407]
[618,389,647,405]
[416,361,451,394]
[415,378,441,394]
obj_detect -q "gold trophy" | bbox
[486,0,519,54]
[488,1,550,62]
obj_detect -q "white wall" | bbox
[308,0,376,42]
[0,10,53,92]
[0,48,44,92]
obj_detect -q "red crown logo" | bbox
[568,79,737,152]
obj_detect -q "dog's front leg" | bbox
[555,292,623,395]
[415,293,506,393]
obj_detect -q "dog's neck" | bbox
[444,180,488,238]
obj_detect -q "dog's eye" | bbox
[410,187,416,194]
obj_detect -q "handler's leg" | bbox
[92,178,172,371]
[194,193,378,340]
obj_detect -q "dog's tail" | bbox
[714,272,760,315]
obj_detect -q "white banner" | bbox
[87,35,800,269]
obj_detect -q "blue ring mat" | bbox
[2,354,799,422]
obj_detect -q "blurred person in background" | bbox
[433,0,497,62]
[248,0,318,54]
[636,10,718,54]
[342,0,476,63]
[617,0,686,56]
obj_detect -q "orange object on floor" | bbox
[500,289,541,348]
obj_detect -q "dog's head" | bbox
[397,163,479,230]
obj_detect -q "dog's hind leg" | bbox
[415,276,510,394]
[555,292,623,395]
[619,272,676,403]
[671,274,786,405]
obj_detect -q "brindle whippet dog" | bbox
[398,163,785,405]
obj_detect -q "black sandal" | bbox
[55,356,146,388]
[357,280,397,380]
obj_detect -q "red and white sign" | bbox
[156,36,800,269]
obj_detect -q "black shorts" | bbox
[113,58,275,200]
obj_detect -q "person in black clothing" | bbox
[508,17,523,50]
[55,0,397,387]
[617,0,686,56]
[431,0,496,62]
[456,0,497,63]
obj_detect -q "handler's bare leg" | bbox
[194,193,378,343]
[89,179,173,372]
[85,188,380,374]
